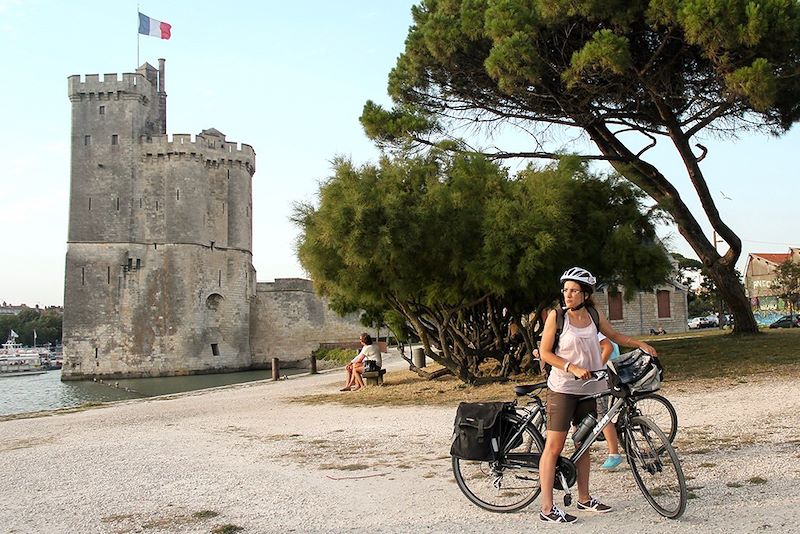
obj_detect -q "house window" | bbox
[211,343,220,356]
[84,135,91,146]
[608,292,623,321]
[99,106,105,115]
[657,290,671,318]
[111,134,118,145]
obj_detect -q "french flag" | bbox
[138,12,171,40]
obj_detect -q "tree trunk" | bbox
[585,122,759,334]
[707,261,759,333]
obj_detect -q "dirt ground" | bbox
[1,351,799,533]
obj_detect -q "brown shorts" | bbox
[546,391,597,432]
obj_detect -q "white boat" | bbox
[0,332,46,377]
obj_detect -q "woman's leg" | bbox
[603,425,620,455]
[576,442,592,503]
[341,364,356,390]
[539,430,568,513]
[351,364,366,389]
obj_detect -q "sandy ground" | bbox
[1,350,799,534]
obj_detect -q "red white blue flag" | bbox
[138,12,171,40]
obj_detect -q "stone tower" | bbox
[62,59,257,379]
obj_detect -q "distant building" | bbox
[593,281,689,336]
[0,305,27,316]
[745,248,800,319]
[591,254,689,336]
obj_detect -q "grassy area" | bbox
[298,328,800,407]
[313,347,358,366]
[643,327,800,381]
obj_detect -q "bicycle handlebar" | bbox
[573,369,609,383]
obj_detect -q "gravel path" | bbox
[1,352,799,533]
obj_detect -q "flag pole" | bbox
[136,4,140,68]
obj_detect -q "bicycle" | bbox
[523,383,678,444]
[452,371,687,519]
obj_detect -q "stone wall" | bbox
[251,279,366,369]
[62,243,254,379]
[593,285,689,336]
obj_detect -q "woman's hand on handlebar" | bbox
[639,341,657,357]
[572,369,608,381]
[568,364,591,380]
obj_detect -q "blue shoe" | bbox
[601,454,623,469]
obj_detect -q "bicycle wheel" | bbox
[622,415,687,519]
[633,393,678,443]
[452,412,544,513]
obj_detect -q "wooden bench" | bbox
[362,368,386,386]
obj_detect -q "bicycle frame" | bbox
[501,377,632,479]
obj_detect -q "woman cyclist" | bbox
[538,267,657,524]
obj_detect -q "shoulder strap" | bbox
[587,306,600,331]
[553,308,566,352]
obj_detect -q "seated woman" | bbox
[340,333,380,391]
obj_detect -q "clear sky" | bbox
[1,0,798,307]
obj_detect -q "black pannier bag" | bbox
[450,402,513,461]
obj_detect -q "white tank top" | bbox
[547,312,606,395]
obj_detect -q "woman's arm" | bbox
[598,311,657,356]
[352,346,367,364]
[599,337,613,365]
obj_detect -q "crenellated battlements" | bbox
[139,132,256,171]
[68,72,156,99]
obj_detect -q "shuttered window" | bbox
[657,290,671,318]
[608,292,623,320]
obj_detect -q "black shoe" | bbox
[576,497,612,513]
[539,505,577,523]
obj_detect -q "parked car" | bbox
[688,317,708,329]
[768,314,800,329]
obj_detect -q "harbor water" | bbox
[0,368,304,417]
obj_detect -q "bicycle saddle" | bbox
[514,382,548,396]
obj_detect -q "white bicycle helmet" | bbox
[560,267,596,288]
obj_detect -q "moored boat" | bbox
[0,332,46,377]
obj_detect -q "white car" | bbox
[687,317,705,329]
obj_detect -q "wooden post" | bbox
[310,353,318,374]
[272,358,280,381]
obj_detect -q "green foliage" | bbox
[563,29,632,88]
[770,260,800,313]
[313,348,358,366]
[376,0,800,138]
[364,0,798,333]
[294,150,671,382]
[0,308,62,346]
